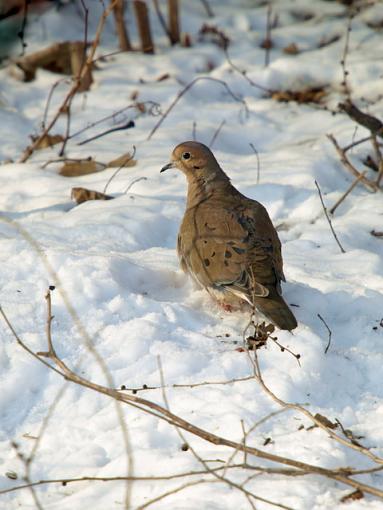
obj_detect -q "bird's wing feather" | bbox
[178,198,284,301]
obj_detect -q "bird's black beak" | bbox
[160,162,175,173]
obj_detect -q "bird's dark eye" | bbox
[182,152,191,160]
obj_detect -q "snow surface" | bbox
[0,1,383,509]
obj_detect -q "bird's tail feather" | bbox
[253,292,297,331]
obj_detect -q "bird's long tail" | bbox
[253,290,297,331]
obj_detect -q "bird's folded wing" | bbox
[178,203,284,299]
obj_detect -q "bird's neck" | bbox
[186,171,233,209]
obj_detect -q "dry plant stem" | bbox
[156,358,293,510]
[249,143,260,184]
[78,119,135,145]
[264,3,272,67]
[340,15,353,99]
[224,47,271,94]
[120,374,255,392]
[147,76,249,140]
[209,119,226,148]
[19,0,119,163]
[329,171,367,215]
[42,78,70,130]
[10,442,44,510]
[371,135,383,186]
[250,349,383,467]
[168,0,180,45]
[0,463,314,497]
[0,216,134,510]
[113,0,132,50]
[152,0,173,43]
[317,313,332,354]
[200,0,214,17]
[123,176,147,194]
[103,147,136,193]
[41,157,104,169]
[59,104,71,156]
[3,307,383,500]
[70,102,160,140]
[327,134,378,191]
[133,0,155,53]
[137,480,213,510]
[192,120,197,141]
[314,180,346,254]
[343,135,372,153]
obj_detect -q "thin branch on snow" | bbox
[327,134,379,192]
[103,146,136,193]
[10,441,44,510]
[340,14,353,99]
[155,357,293,510]
[329,171,367,215]
[209,119,226,149]
[317,313,333,354]
[147,76,250,140]
[224,47,271,94]
[19,1,119,163]
[249,143,260,185]
[314,180,346,254]
[2,299,383,499]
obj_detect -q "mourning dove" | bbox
[161,141,297,331]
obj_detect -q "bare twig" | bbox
[113,0,132,51]
[152,0,173,43]
[200,0,214,18]
[329,171,367,214]
[192,120,197,141]
[317,313,332,354]
[134,0,155,53]
[224,47,271,94]
[340,14,353,99]
[263,3,273,67]
[147,76,249,140]
[10,442,44,510]
[78,120,135,145]
[123,176,147,194]
[327,134,378,192]
[209,120,226,148]
[103,146,136,193]
[314,180,346,253]
[19,0,119,163]
[249,143,260,184]
[156,358,294,510]
[168,0,180,45]
[2,299,383,499]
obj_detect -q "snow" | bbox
[0,0,383,509]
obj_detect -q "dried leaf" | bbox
[5,471,18,480]
[59,160,105,177]
[156,73,170,82]
[283,43,299,54]
[32,134,64,150]
[340,489,364,503]
[314,413,338,429]
[71,187,113,204]
[107,153,137,168]
[271,87,327,104]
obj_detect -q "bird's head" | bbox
[161,141,226,183]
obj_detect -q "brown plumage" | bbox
[161,141,297,331]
